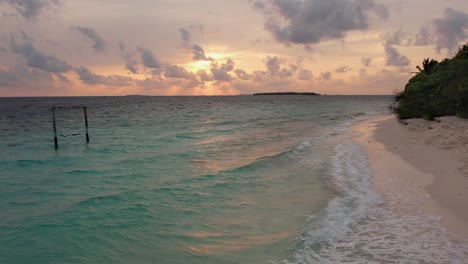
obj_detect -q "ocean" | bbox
[0,96,466,263]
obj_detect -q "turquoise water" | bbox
[1,96,466,263]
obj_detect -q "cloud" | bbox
[231,56,312,82]
[297,69,312,80]
[74,66,134,86]
[383,31,410,67]
[10,37,72,81]
[319,71,332,80]
[163,64,196,79]
[251,70,267,82]
[432,8,468,54]
[234,69,251,80]
[190,44,211,60]
[231,65,411,95]
[385,30,411,46]
[265,56,281,75]
[348,68,410,94]
[414,26,434,46]
[264,56,295,78]
[384,44,410,67]
[0,0,60,20]
[412,8,468,54]
[118,41,139,74]
[335,65,352,73]
[179,28,191,47]
[179,26,212,61]
[361,57,372,67]
[74,26,107,52]
[254,0,388,45]
[197,69,214,82]
[136,47,162,69]
[0,64,55,91]
[210,58,234,81]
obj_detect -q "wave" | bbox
[290,139,468,263]
[201,136,327,178]
[296,143,380,247]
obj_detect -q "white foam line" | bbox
[288,117,468,264]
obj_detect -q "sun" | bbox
[205,53,223,60]
[195,60,211,69]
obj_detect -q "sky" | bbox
[0,0,467,96]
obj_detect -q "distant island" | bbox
[253,92,320,96]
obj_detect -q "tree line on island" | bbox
[395,43,468,120]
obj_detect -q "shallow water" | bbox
[1,95,466,263]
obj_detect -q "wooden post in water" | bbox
[52,107,58,149]
[84,106,90,143]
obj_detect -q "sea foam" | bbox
[290,136,468,263]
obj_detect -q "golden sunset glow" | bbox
[0,1,466,96]
[185,60,211,72]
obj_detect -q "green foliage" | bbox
[395,43,468,119]
[416,58,439,74]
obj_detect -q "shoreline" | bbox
[353,115,468,238]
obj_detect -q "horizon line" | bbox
[0,94,394,98]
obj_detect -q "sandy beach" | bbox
[355,115,468,238]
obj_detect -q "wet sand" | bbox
[354,115,468,238]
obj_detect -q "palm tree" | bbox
[454,44,468,60]
[416,58,438,74]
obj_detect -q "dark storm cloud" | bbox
[384,44,410,67]
[118,41,139,74]
[361,57,372,67]
[136,47,162,69]
[254,0,388,45]
[10,37,72,81]
[432,8,468,53]
[0,0,60,20]
[74,66,134,86]
[74,26,107,52]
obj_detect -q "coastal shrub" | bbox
[395,43,468,119]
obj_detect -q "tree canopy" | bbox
[395,43,468,119]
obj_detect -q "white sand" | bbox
[354,115,468,238]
